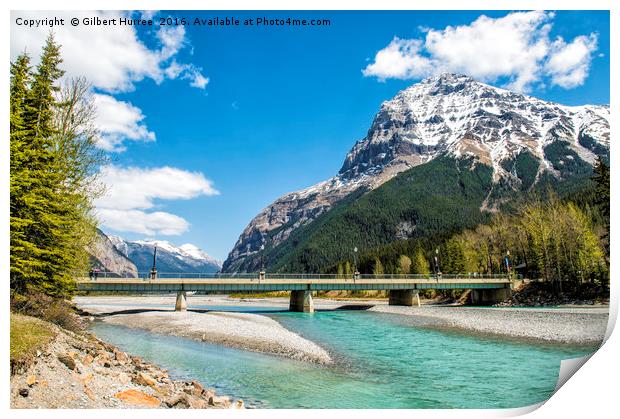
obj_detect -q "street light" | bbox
[259,244,265,281]
[353,247,359,280]
[504,250,511,277]
[260,244,265,271]
[150,244,158,280]
[434,247,440,278]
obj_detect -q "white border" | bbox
[2,1,617,419]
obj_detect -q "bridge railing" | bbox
[79,272,512,281]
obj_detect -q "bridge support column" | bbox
[175,291,187,311]
[389,290,419,307]
[289,290,314,313]
[469,287,512,306]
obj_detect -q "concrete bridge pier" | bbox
[289,290,314,313]
[388,289,420,307]
[469,287,512,305]
[175,291,187,311]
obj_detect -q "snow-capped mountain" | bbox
[222,73,609,272]
[108,236,222,274]
[86,229,138,277]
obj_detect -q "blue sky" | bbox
[11,10,611,261]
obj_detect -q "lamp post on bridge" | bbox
[150,244,158,280]
[353,247,360,281]
[434,247,441,280]
[504,250,511,278]
[259,244,265,281]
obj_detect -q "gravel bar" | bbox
[97,310,332,365]
[370,305,609,345]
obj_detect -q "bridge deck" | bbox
[76,275,511,293]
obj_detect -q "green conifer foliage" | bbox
[11,34,101,299]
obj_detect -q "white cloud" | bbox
[362,38,432,80]
[95,165,219,236]
[92,94,155,152]
[140,10,158,21]
[157,25,186,60]
[11,11,211,153]
[164,61,210,89]
[97,209,190,236]
[545,34,598,88]
[363,11,598,92]
[164,60,185,79]
[189,71,209,89]
[10,10,207,93]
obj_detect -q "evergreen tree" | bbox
[10,52,34,293]
[592,156,610,218]
[592,156,610,255]
[411,247,430,274]
[11,34,101,299]
[443,238,465,273]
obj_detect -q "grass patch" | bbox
[10,313,56,375]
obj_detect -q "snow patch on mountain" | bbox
[108,236,222,273]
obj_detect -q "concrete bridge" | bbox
[76,273,513,312]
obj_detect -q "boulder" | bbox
[58,354,77,370]
[208,395,231,407]
[203,388,216,400]
[188,396,207,409]
[165,394,190,408]
[191,380,204,396]
[114,350,129,363]
[102,342,116,352]
[133,372,158,387]
[115,389,161,407]
[19,388,29,397]
[26,375,36,387]
[232,399,245,409]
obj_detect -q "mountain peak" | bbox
[222,74,609,272]
[428,72,474,85]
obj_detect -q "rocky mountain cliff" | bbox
[109,237,222,274]
[222,73,609,272]
[87,229,138,277]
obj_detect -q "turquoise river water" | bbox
[90,305,596,409]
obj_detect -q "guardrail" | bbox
[80,272,514,281]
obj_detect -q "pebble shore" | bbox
[101,310,333,364]
[10,322,243,409]
[370,305,609,345]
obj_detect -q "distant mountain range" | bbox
[108,236,222,274]
[87,229,139,277]
[222,73,609,273]
[87,231,222,276]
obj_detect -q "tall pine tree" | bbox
[11,34,99,299]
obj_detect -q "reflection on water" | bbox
[90,306,595,409]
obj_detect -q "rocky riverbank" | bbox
[370,305,609,345]
[10,319,243,409]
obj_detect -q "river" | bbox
[90,304,596,409]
